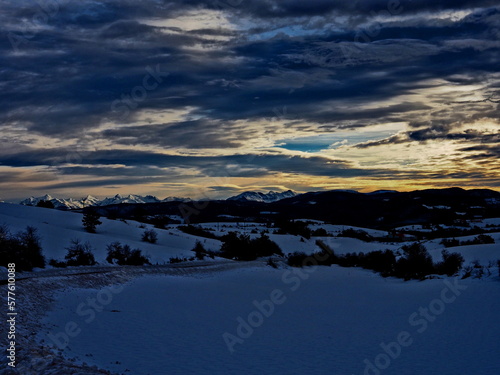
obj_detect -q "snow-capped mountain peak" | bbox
[20,190,302,209]
[81,195,99,205]
[20,195,82,210]
[19,193,191,209]
[96,194,161,206]
[227,190,297,203]
[20,196,37,206]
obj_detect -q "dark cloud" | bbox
[0,0,499,195]
[40,177,172,190]
[101,120,246,149]
[355,128,500,149]
[0,148,391,178]
[459,145,500,159]
[1,1,498,136]
[209,0,500,19]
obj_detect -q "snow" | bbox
[472,217,500,228]
[422,205,451,210]
[294,219,324,224]
[227,190,297,203]
[193,222,269,236]
[2,202,498,267]
[268,234,399,256]
[485,198,500,205]
[423,232,500,264]
[308,223,389,237]
[20,194,93,210]
[37,266,500,375]
[396,218,500,232]
[176,222,394,256]
[437,243,500,264]
[0,203,220,264]
[2,202,500,374]
[19,194,191,209]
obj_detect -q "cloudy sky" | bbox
[1,0,499,200]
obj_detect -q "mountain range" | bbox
[18,188,500,227]
[227,190,297,203]
[19,190,298,209]
[80,187,500,229]
[19,194,191,210]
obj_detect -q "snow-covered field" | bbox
[0,203,221,264]
[2,202,496,267]
[37,266,500,375]
[424,232,500,264]
[1,203,500,374]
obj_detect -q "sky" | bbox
[0,0,499,200]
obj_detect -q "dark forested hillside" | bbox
[84,188,500,229]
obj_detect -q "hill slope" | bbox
[0,203,220,264]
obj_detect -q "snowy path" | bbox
[0,259,244,283]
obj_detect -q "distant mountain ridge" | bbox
[20,194,190,210]
[18,188,500,217]
[19,190,298,209]
[227,190,297,203]
[82,187,500,229]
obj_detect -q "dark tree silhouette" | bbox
[394,243,434,280]
[435,250,464,276]
[192,241,206,260]
[106,241,150,265]
[82,211,102,233]
[65,239,96,266]
[141,229,158,244]
[219,232,282,261]
[0,225,46,271]
[17,226,46,269]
